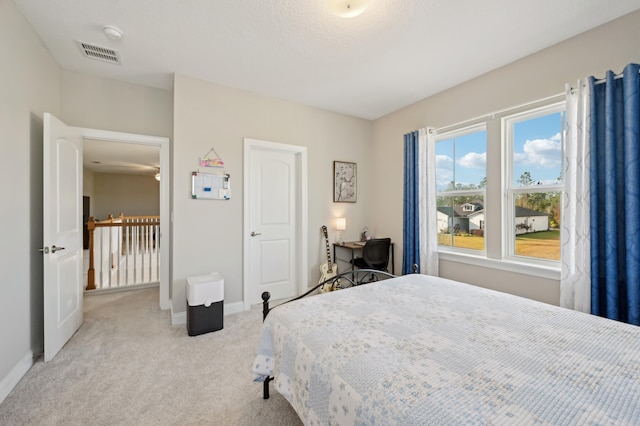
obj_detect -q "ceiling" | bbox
[15,0,640,176]
[83,139,159,176]
[14,0,640,121]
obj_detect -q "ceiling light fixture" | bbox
[103,25,123,41]
[327,0,372,18]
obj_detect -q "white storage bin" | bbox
[187,273,224,336]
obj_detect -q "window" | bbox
[431,97,566,275]
[504,103,564,262]
[435,125,486,252]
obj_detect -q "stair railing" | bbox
[86,214,160,290]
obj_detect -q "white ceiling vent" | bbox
[76,41,121,65]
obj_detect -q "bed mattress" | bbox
[252,274,640,425]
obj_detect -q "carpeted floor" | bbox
[0,288,302,425]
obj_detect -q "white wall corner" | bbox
[0,350,34,404]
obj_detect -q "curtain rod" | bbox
[434,92,564,134]
[592,68,640,85]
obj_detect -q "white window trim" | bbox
[501,101,565,265]
[436,122,487,148]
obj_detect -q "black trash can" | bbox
[186,273,224,336]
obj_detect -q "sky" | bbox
[435,112,563,191]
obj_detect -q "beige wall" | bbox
[173,74,373,311]
[92,173,160,219]
[371,10,640,305]
[62,70,173,138]
[0,0,62,392]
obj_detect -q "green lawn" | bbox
[438,230,560,260]
[516,230,560,241]
[515,230,560,260]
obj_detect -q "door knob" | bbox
[51,245,66,253]
[250,231,262,237]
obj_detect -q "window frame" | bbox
[431,96,566,279]
[435,122,487,255]
[502,102,565,266]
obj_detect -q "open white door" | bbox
[43,113,83,362]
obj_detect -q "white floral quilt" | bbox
[252,274,640,425]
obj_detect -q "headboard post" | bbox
[261,291,271,321]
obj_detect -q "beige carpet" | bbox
[0,288,302,425]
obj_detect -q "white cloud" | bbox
[436,154,453,189]
[436,154,453,169]
[514,132,561,168]
[457,152,486,169]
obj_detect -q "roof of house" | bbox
[437,201,483,218]
[514,206,550,218]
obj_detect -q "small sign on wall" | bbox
[192,172,231,200]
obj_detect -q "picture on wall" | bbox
[334,161,357,203]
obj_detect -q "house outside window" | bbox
[436,124,487,252]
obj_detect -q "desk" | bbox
[333,241,395,275]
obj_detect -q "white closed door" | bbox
[43,113,83,362]
[244,139,307,307]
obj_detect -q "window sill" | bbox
[437,251,561,281]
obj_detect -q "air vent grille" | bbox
[76,41,121,65]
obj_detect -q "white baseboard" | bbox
[224,301,244,315]
[171,310,186,326]
[0,350,34,404]
[171,301,245,326]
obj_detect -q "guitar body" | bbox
[319,262,338,292]
[319,226,339,293]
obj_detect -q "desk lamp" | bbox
[335,217,346,245]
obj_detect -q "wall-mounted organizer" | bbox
[192,171,231,200]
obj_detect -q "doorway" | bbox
[78,127,170,310]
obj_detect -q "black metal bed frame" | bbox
[260,268,397,399]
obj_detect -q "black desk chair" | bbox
[351,238,391,276]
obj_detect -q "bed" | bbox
[252,272,640,425]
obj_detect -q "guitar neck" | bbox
[322,226,333,268]
[327,243,331,269]
[325,239,332,268]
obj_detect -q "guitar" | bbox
[319,225,338,292]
